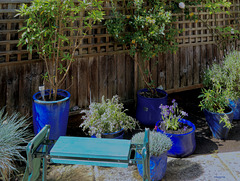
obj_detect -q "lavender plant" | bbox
[80,95,138,138]
[131,131,172,156]
[159,99,188,131]
[0,107,30,180]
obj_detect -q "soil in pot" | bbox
[140,90,166,98]
[158,121,193,134]
[38,94,65,101]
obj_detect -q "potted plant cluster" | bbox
[80,95,138,139]
[203,51,240,120]
[17,0,104,140]
[198,84,233,139]
[131,130,172,181]
[155,99,196,157]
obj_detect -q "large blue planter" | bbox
[203,108,233,139]
[229,98,240,120]
[32,89,70,140]
[136,89,168,126]
[91,129,124,139]
[156,119,196,157]
[136,152,168,181]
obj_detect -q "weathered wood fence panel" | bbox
[0,0,240,115]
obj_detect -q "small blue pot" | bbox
[156,119,196,157]
[32,89,70,140]
[136,89,168,126]
[203,108,233,139]
[229,98,240,120]
[136,152,168,181]
[91,129,124,139]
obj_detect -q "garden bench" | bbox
[22,125,150,181]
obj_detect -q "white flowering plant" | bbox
[158,99,188,131]
[80,95,138,138]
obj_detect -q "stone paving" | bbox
[34,151,240,181]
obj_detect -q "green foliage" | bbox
[195,0,240,50]
[16,0,104,100]
[0,107,30,180]
[203,51,240,101]
[106,0,194,92]
[198,85,232,129]
[131,131,172,157]
[80,95,138,138]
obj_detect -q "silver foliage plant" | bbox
[80,95,138,138]
[0,107,30,180]
[131,131,172,157]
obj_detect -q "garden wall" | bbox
[0,0,240,115]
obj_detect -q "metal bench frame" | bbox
[23,125,150,181]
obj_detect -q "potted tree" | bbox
[80,95,138,138]
[155,99,196,157]
[198,84,233,139]
[106,0,181,126]
[16,0,104,140]
[131,130,172,181]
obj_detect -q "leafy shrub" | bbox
[131,131,172,157]
[0,107,30,180]
[80,95,138,138]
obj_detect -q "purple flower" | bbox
[181,111,188,117]
[183,126,187,132]
[172,99,176,104]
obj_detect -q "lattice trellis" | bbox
[0,0,240,64]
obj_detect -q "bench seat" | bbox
[50,136,131,168]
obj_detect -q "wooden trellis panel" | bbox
[0,0,240,115]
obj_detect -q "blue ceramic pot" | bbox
[136,89,168,126]
[32,89,70,140]
[156,119,196,157]
[136,152,168,181]
[203,108,233,139]
[91,129,124,139]
[229,98,240,120]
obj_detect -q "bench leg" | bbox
[142,147,150,181]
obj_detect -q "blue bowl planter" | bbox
[229,98,240,120]
[91,129,124,139]
[155,119,196,157]
[136,89,168,126]
[136,152,167,181]
[32,89,70,140]
[203,108,233,139]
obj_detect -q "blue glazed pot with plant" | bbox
[136,89,168,126]
[131,131,172,181]
[155,99,196,157]
[203,51,240,120]
[80,95,138,138]
[17,0,105,140]
[199,86,233,139]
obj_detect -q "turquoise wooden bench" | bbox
[22,125,151,181]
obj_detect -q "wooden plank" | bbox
[151,56,158,89]
[107,54,117,99]
[78,58,89,107]
[193,46,200,84]
[166,51,173,90]
[180,47,187,87]
[88,56,99,103]
[125,54,134,100]
[206,44,213,67]
[200,45,207,75]
[173,50,180,89]
[0,67,7,109]
[166,84,203,94]
[67,60,78,108]
[187,46,193,86]
[157,53,166,90]
[98,55,108,102]
[116,53,126,98]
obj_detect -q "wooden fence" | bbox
[0,0,240,115]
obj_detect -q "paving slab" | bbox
[34,152,240,181]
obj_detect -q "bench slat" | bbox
[50,136,131,161]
